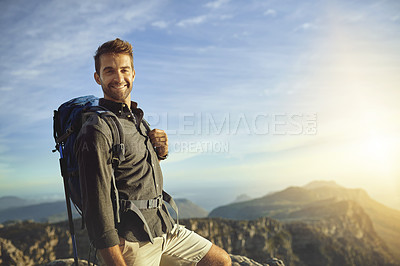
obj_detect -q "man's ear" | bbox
[132,69,136,82]
[94,72,101,85]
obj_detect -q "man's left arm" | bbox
[148,129,168,162]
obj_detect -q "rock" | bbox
[230,255,285,266]
[231,254,264,265]
[1,215,397,266]
[0,237,34,265]
[181,217,297,265]
[44,256,281,266]
[43,258,93,266]
[265,258,285,266]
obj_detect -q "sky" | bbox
[0,0,399,210]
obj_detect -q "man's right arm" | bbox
[75,116,122,262]
[99,245,127,266]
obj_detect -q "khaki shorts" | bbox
[99,224,212,266]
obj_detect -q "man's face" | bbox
[94,53,135,105]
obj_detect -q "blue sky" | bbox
[1,0,399,210]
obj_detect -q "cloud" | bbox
[2,0,162,77]
[296,22,318,31]
[264,9,277,17]
[219,14,233,20]
[391,14,399,22]
[0,87,13,92]
[204,0,230,9]
[177,15,208,27]
[152,20,169,29]
[0,0,164,118]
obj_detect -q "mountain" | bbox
[233,194,253,203]
[0,197,207,224]
[0,196,29,211]
[302,180,340,190]
[209,181,400,261]
[0,200,79,223]
[167,198,209,218]
[285,200,394,265]
[188,201,396,266]
[0,211,396,266]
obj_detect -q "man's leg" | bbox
[97,237,164,266]
[198,244,231,266]
[160,224,231,266]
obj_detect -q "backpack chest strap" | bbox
[118,191,179,243]
[120,194,163,210]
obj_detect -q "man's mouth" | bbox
[110,84,127,90]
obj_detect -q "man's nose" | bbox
[115,71,124,82]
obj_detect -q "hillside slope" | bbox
[0,197,208,223]
[167,198,209,218]
[0,203,397,266]
[209,181,400,260]
[0,196,29,211]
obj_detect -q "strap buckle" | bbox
[147,195,162,209]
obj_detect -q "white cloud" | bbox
[204,0,230,9]
[0,87,13,92]
[2,0,162,77]
[219,14,233,20]
[172,45,216,54]
[301,23,313,30]
[264,9,277,17]
[296,22,318,31]
[152,20,169,29]
[0,0,165,133]
[177,15,208,27]
[391,14,399,22]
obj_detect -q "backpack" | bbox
[53,95,125,220]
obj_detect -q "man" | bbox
[75,38,231,265]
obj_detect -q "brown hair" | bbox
[94,38,134,74]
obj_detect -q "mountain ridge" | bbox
[1,210,396,266]
[0,196,30,211]
[0,197,208,224]
[209,181,400,260]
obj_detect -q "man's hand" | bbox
[99,244,127,266]
[148,129,168,158]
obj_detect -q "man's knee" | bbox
[199,244,231,266]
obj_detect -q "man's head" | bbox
[94,38,134,75]
[94,38,135,106]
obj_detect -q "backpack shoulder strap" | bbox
[163,190,179,225]
[142,118,151,133]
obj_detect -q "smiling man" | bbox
[75,38,231,266]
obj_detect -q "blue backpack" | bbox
[53,95,125,219]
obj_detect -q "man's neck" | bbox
[104,96,131,109]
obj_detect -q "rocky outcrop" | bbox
[286,201,396,266]
[44,255,285,266]
[0,237,34,265]
[45,256,284,266]
[182,201,397,266]
[0,203,397,266]
[209,182,400,261]
[181,217,298,265]
[0,220,74,264]
[44,258,93,266]
[230,256,284,266]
